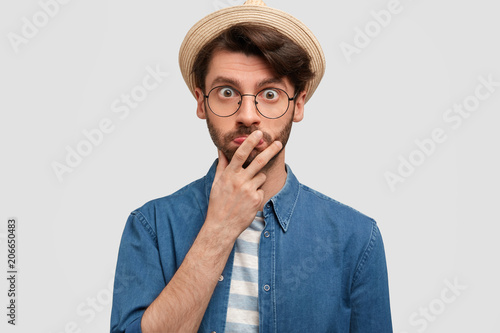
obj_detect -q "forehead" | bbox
[205,50,292,90]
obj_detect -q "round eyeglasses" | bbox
[204,86,296,119]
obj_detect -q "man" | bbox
[111,1,392,332]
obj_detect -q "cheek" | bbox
[266,117,291,135]
[207,112,231,127]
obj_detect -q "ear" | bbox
[195,87,206,119]
[292,90,307,123]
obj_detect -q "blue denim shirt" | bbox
[111,161,392,333]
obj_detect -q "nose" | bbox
[235,95,261,127]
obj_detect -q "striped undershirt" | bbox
[225,212,265,333]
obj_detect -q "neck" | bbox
[257,149,288,211]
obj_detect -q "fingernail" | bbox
[254,130,263,138]
[274,141,282,149]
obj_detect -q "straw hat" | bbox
[179,0,325,103]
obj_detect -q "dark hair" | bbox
[192,23,314,94]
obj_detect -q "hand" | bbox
[205,130,283,238]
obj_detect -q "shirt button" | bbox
[218,275,224,282]
[263,284,271,292]
[264,231,270,238]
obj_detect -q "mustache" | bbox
[224,126,272,143]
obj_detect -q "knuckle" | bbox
[253,156,266,168]
[233,149,247,161]
[250,193,261,205]
[241,182,253,194]
[231,181,242,193]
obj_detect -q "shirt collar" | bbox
[204,159,300,233]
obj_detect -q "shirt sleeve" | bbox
[349,220,393,332]
[110,211,166,333]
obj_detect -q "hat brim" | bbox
[179,4,325,104]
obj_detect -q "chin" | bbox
[223,148,259,168]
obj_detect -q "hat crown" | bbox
[179,0,325,104]
[243,0,267,6]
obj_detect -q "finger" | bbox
[250,172,267,190]
[228,130,263,170]
[245,140,283,177]
[256,188,265,207]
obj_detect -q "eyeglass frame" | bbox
[203,85,298,119]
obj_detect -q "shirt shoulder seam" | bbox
[351,219,378,288]
[299,184,373,219]
[130,210,158,243]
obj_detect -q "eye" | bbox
[218,87,237,98]
[261,89,279,101]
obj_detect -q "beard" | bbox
[206,110,294,169]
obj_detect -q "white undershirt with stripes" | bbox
[225,211,265,332]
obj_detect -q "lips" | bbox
[233,136,264,146]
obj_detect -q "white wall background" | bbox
[1,0,499,332]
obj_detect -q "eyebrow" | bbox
[256,77,286,88]
[211,76,241,88]
[209,76,287,90]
